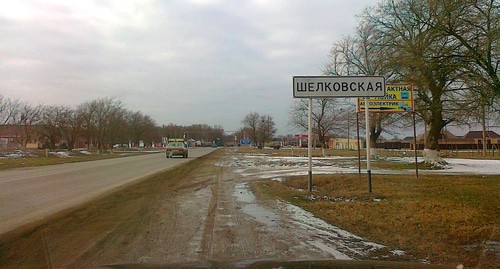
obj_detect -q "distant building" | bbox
[331,129,500,151]
[0,125,39,149]
[399,130,500,151]
[328,137,361,150]
[463,131,500,145]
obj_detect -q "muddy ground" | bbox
[0,149,401,268]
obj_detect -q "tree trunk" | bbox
[420,84,449,167]
[481,104,487,156]
[369,141,378,158]
[67,140,74,151]
[369,116,382,158]
[423,121,447,166]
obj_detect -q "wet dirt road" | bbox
[73,148,339,266]
[0,149,390,268]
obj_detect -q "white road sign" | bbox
[293,76,386,98]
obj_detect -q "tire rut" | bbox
[199,164,222,260]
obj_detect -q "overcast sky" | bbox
[0,0,378,134]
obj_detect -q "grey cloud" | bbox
[0,0,376,133]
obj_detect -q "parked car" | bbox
[270,140,281,149]
[165,142,188,158]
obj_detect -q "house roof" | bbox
[463,130,500,139]
[414,129,460,141]
[0,125,20,137]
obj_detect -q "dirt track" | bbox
[0,148,388,268]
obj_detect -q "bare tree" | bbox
[38,106,64,150]
[290,99,342,153]
[429,0,499,96]
[210,125,225,143]
[323,21,405,156]
[257,114,276,147]
[365,0,463,165]
[162,123,186,141]
[0,95,20,125]
[127,111,156,146]
[34,105,83,151]
[13,102,42,149]
[242,112,260,146]
[78,101,97,150]
[106,107,128,148]
[242,112,276,147]
[79,98,124,150]
[3,96,164,151]
[432,0,499,156]
[160,123,224,145]
[60,107,83,151]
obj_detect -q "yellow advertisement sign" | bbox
[357,84,413,112]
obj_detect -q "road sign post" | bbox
[308,98,313,192]
[357,84,418,179]
[293,76,385,193]
[413,111,419,178]
[365,97,372,193]
[356,112,361,177]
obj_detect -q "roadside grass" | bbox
[252,174,499,268]
[370,160,416,170]
[0,149,157,170]
[369,160,438,170]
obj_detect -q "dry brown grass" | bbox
[252,174,499,268]
[0,150,156,170]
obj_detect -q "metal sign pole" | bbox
[308,97,313,192]
[356,111,361,177]
[364,97,372,193]
[413,111,419,178]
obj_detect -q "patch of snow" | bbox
[307,240,352,260]
[284,203,385,259]
[390,250,406,256]
[233,183,280,227]
[420,258,431,264]
[440,158,500,175]
[79,150,92,155]
[233,168,246,174]
[227,152,499,177]
[385,156,424,163]
[50,151,73,158]
[246,153,270,157]
[3,153,25,158]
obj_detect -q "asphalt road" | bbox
[0,148,215,234]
